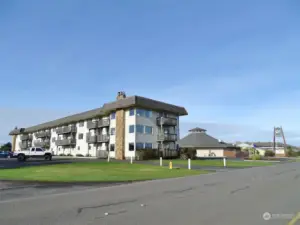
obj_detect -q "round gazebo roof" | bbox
[188,127,207,133]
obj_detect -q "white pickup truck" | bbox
[13,147,52,162]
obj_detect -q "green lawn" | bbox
[153,159,274,167]
[0,162,208,182]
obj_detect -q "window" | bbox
[36,148,43,152]
[145,126,153,134]
[110,128,116,135]
[136,124,144,133]
[52,137,56,142]
[110,144,115,152]
[129,109,135,116]
[136,142,144,149]
[111,112,116,119]
[129,125,135,133]
[136,109,145,117]
[31,148,35,151]
[145,110,152,118]
[78,133,83,139]
[145,143,153,149]
[79,121,84,127]
[88,145,91,150]
[77,146,80,150]
[129,143,134,151]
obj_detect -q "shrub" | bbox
[67,153,72,156]
[85,153,92,157]
[135,149,159,160]
[59,153,66,156]
[250,154,262,160]
[76,154,84,157]
[264,150,275,157]
[180,148,196,160]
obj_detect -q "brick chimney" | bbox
[116,91,126,100]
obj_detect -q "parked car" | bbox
[12,147,52,162]
[0,151,13,158]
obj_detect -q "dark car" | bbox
[0,151,13,158]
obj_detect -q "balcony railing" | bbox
[20,134,33,141]
[87,121,97,129]
[87,119,110,129]
[156,117,177,126]
[86,134,109,143]
[34,140,50,148]
[157,133,177,141]
[56,126,77,134]
[35,131,51,138]
[98,119,110,127]
[97,134,109,142]
[19,142,32,149]
[86,135,97,143]
[55,138,76,146]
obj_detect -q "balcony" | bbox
[98,119,110,127]
[157,133,177,142]
[56,126,77,135]
[20,134,33,141]
[87,119,110,129]
[55,138,76,146]
[35,131,51,138]
[86,134,109,143]
[156,117,177,126]
[97,134,109,143]
[19,142,32,149]
[34,140,50,148]
[87,121,97,129]
[87,135,97,143]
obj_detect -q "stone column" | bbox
[115,109,125,160]
[11,135,17,152]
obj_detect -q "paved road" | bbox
[1,162,300,225]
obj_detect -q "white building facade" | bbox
[9,92,187,159]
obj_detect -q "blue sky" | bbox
[1,0,300,145]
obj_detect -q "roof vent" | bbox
[188,127,207,133]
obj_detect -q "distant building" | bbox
[178,127,243,158]
[236,142,286,157]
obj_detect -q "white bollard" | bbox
[188,158,191,170]
[130,156,133,164]
[223,157,227,167]
[160,157,162,166]
[107,155,110,162]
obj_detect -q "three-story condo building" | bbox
[9,92,188,160]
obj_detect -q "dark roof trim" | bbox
[9,95,187,135]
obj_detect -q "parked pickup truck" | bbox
[13,147,52,162]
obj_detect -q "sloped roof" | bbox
[9,95,188,135]
[178,130,232,148]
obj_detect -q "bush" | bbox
[59,153,66,156]
[180,148,196,160]
[250,154,262,160]
[135,149,159,160]
[85,153,92,157]
[67,153,72,156]
[264,150,275,157]
[76,154,84,157]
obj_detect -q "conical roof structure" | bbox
[178,127,233,148]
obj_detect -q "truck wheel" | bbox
[17,154,26,162]
[44,154,52,161]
